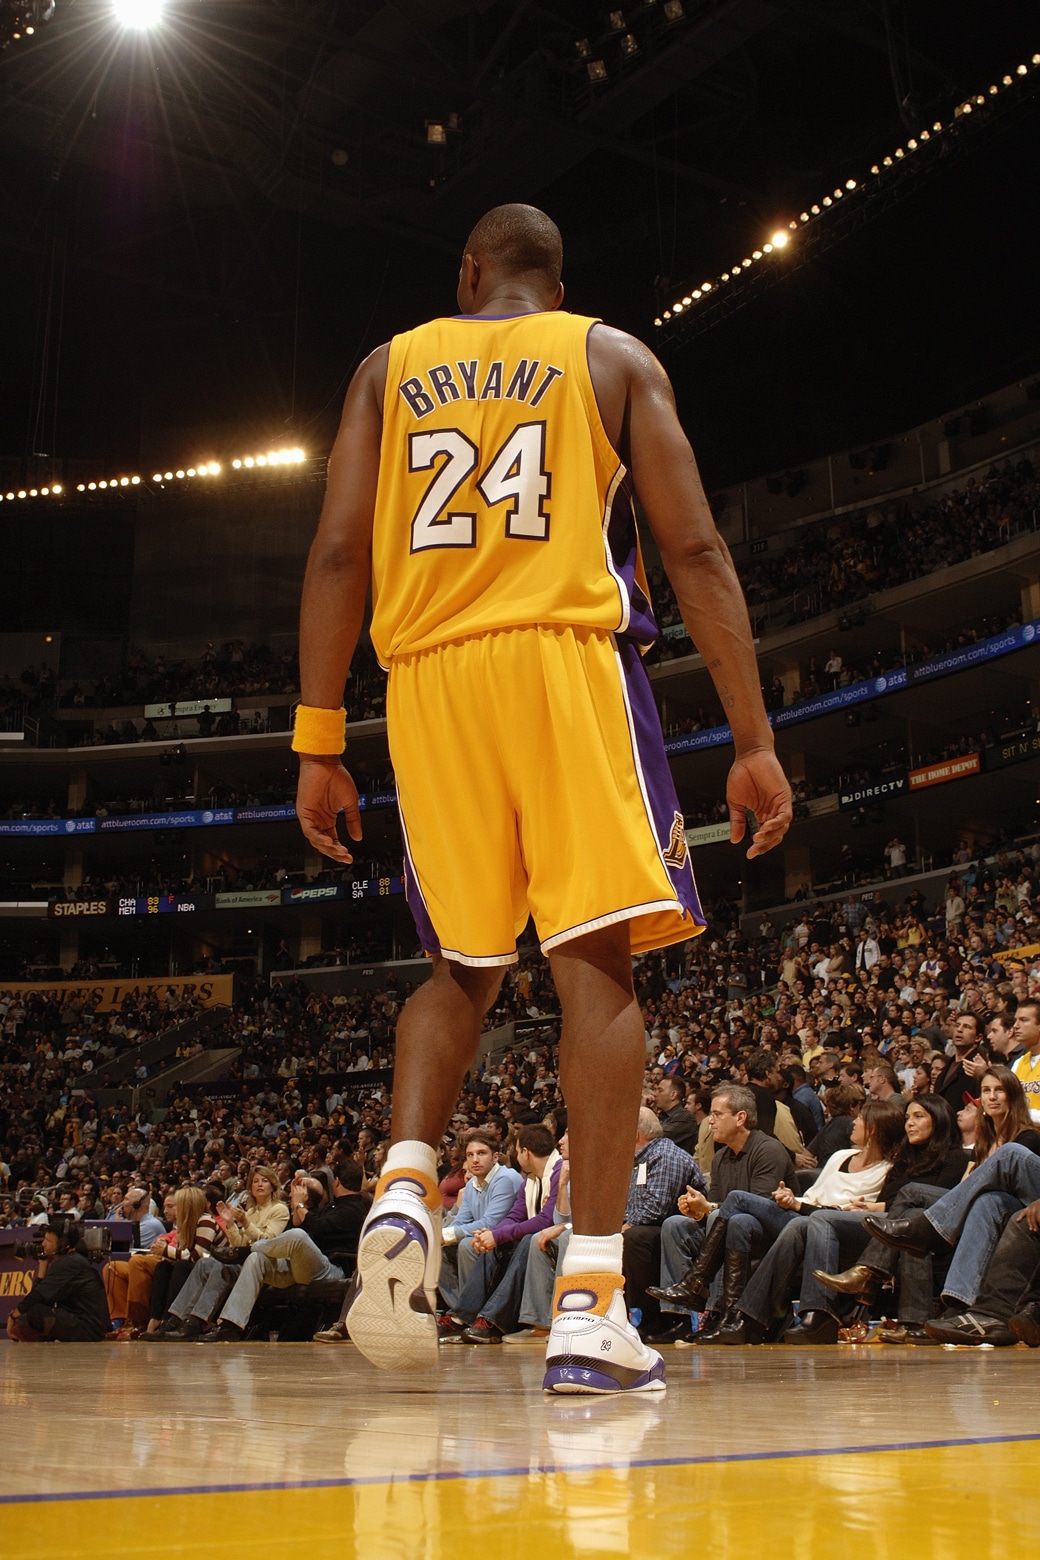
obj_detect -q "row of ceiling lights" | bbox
[153,448,306,481]
[656,53,1040,327]
[0,483,64,502]
[0,449,307,503]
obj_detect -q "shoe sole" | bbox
[345,1216,437,1372]
[543,1356,667,1395]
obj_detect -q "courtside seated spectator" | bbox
[150,1167,289,1340]
[446,1124,563,1342]
[436,1130,522,1322]
[6,1216,109,1342]
[182,1162,365,1342]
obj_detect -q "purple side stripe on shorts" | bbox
[616,636,706,928]
[606,481,659,648]
[397,803,441,955]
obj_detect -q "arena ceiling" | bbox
[1,0,1038,484]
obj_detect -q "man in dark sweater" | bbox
[200,1162,368,1341]
[932,1012,983,1116]
[647,1086,793,1339]
[6,1221,109,1342]
[654,1074,700,1155]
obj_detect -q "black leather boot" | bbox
[646,1216,729,1307]
[706,1249,765,1345]
[783,1309,840,1344]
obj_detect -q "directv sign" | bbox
[838,773,908,812]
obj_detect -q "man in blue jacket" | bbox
[442,1124,562,1340]
[437,1129,522,1318]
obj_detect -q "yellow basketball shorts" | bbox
[386,625,705,966]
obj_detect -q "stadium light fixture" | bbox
[656,47,1040,328]
[112,0,164,27]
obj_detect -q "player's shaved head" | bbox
[463,204,563,291]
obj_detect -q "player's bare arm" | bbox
[587,323,792,859]
[295,343,389,864]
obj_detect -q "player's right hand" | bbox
[296,758,363,864]
[726,749,793,858]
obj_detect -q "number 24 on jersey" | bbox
[408,420,551,553]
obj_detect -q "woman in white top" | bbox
[654,1100,905,1343]
[145,1168,288,1340]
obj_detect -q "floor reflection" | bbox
[2,1344,1040,1560]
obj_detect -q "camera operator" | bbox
[6,1217,109,1342]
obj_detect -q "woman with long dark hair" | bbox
[972,1065,1040,1165]
[818,1070,1040,1342]
[732,1096,966,1344]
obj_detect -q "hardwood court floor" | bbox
[2,1338,1038,1560]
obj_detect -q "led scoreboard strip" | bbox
[351,876,405,900]
[117,895,201,915]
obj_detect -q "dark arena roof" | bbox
[0,1,1038,479]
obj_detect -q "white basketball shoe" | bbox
[543,1272,666,1395]
[343,1169,442,1371]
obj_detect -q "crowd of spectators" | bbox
[60,642,301,711]
[2,764,395,824]
[650,453,1039,661]
[4,455,1037,750]
[5,843,1040,1343]
[3,635,389,746]
[661,610,1025,733]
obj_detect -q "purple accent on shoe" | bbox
[364,1213,429,1261]
[616,637,705,926]
[543,1354,666,1392]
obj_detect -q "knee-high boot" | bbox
[647,1217,729,1307]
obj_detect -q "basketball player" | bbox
[293,205,791,1393]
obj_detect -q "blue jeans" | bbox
[797,1209,873,1318]
[658,1215,706,1314]
[478,1234,533,1330]
[924,1142,1040,1244]
[719,1189,802,1255]
[738,1217,810,1327]
[519,1230,569,1328]
[941,1191,1022,1307]
[169,1256,239,1323]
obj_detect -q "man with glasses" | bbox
[647,1086,793,1341]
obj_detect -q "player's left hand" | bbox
[296,758,363,863]
[726,749,793,858]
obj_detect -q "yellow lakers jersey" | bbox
[369,309,658,665]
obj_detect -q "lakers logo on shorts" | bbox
[662,811,688,869]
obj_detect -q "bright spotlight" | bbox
[112,0,164,27]
[770,230,788,248]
